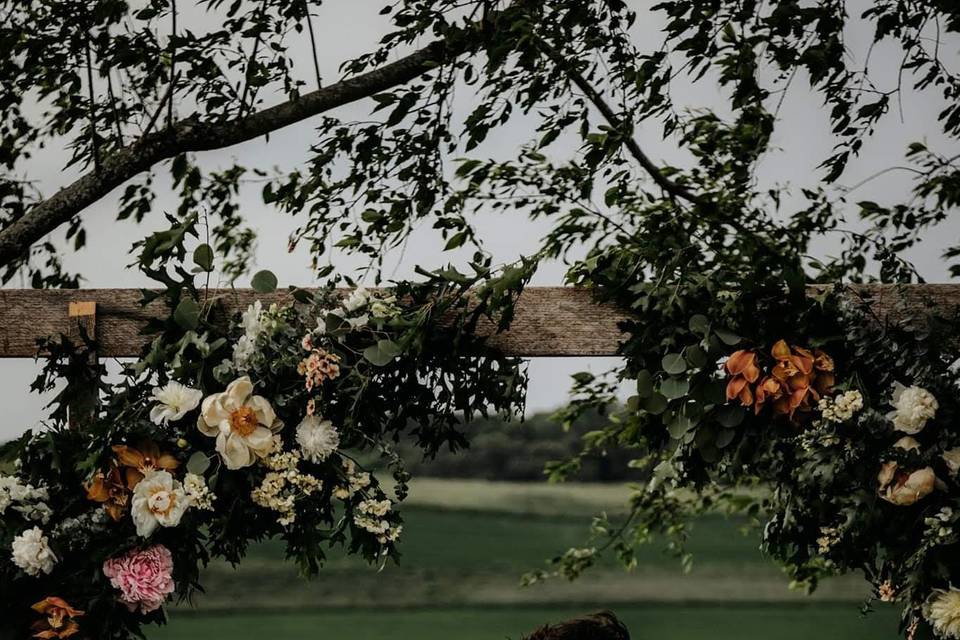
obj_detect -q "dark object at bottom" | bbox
[522,610,631,640]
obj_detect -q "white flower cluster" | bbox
[52,509,109,550]
[354,498,401,544]
[251,447,322,526]
[818,390,864,423]
[0,475,52,524]
[889,383,938,434]
[232,301,283,369]
[183,473,216,511]
[924,507,956,544]
[150,381,203,426]
[315,287,400,333]
[332,458,371,500]
[11,526,57,576]
[817,526,841,554]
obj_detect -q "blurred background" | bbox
[4,0,951,636]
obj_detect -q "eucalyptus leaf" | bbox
[689,314,710,335]
[662,353,687,375]
[192,244,214,272]
[363,339,401,366]
[636,370,654,398]
[643,393,668,415]
[715,328,742,346]
[251,270,278,293]
[186,451,211,475]
[667,415,693,439]
[660,378,690,400]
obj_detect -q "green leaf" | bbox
[688,314,709,335]
[643,393,668,415]
[715,328,742,346]
[635,370,654,398]
[684,344,708,369]
[667,415,693,439]
[662,353,687,375]
[193,244,214,272]
[186,451,211,475]
[660,378,690,400]
[363,339,401,366]
[716,429,737,449]
[173,298,200,330]
[251,270,278,293]
[716,405,745,428]
[444,231,469,251]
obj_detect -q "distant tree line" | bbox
[396,408,640,483]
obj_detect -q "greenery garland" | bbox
[0,268,525,639]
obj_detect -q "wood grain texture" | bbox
[1,285,958,359]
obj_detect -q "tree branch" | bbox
[0,37,468,269]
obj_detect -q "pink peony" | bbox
[102,544,175,614]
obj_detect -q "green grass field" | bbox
[150,479,891,639]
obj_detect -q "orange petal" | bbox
[790,354,814,376]
[814,349,834,372]
[156,453,180,471]
[112,445,145,469]
[742,361,761,383]
[737,385,753,407]
[726,376,748,401]
[84,475,109,503]
[725,350,755,376]
[124,468,144,490]
[771,340,791,360]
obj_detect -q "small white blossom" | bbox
[818,390,864,423]
[150,381,203,425]
[296,416,340,463]
[889,383,937,434]
[11,526,57,576]
[342,288,370,313]
[183,473,215,511]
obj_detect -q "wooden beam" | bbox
[0,285,957,359]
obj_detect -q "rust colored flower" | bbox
[724,350,760,407]
[30,597,84,639]
[112,440,179,490]
[764,340,836,418]
[85,464,130,522]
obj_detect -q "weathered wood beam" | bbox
[0,287,632,358]
[0,285,957,359]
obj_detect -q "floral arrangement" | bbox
[542,278,960,640]
[0,274,525,639]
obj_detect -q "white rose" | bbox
[888,383,938,434]
[296,416,340,463]
[197,376,283,470]
[11,526,57,576]
[342,288,370,312]
[131,470,189,537]
[150,381,203,426]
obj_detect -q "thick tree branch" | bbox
[0,37,468,269]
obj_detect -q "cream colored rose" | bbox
[131,470,189,537]
[197,376,283,470]
[878,436,937,506]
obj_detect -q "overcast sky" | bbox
[1,1,956,441]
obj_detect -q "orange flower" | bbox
[85,441,179,521]
[764,340,836,418]
[85,464,129,522]
[30,597,84,639]
[112,441,179,490]
[725,350,760,407]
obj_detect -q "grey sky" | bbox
[1,1,957,441]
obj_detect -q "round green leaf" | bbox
[716,428,737,449]
[186,451,211,475]
[688,314,710,335]
[636,370,654,398]
[715,328,742,346]
[684,344,708,369]
[660,378,690,400]
[662,353,687,375]
[667,415,693,439]
[251,269,278,293]
[716,405,746,428]
[363,339,401,366]
[643,393,668,415]
[193,243,214,272]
